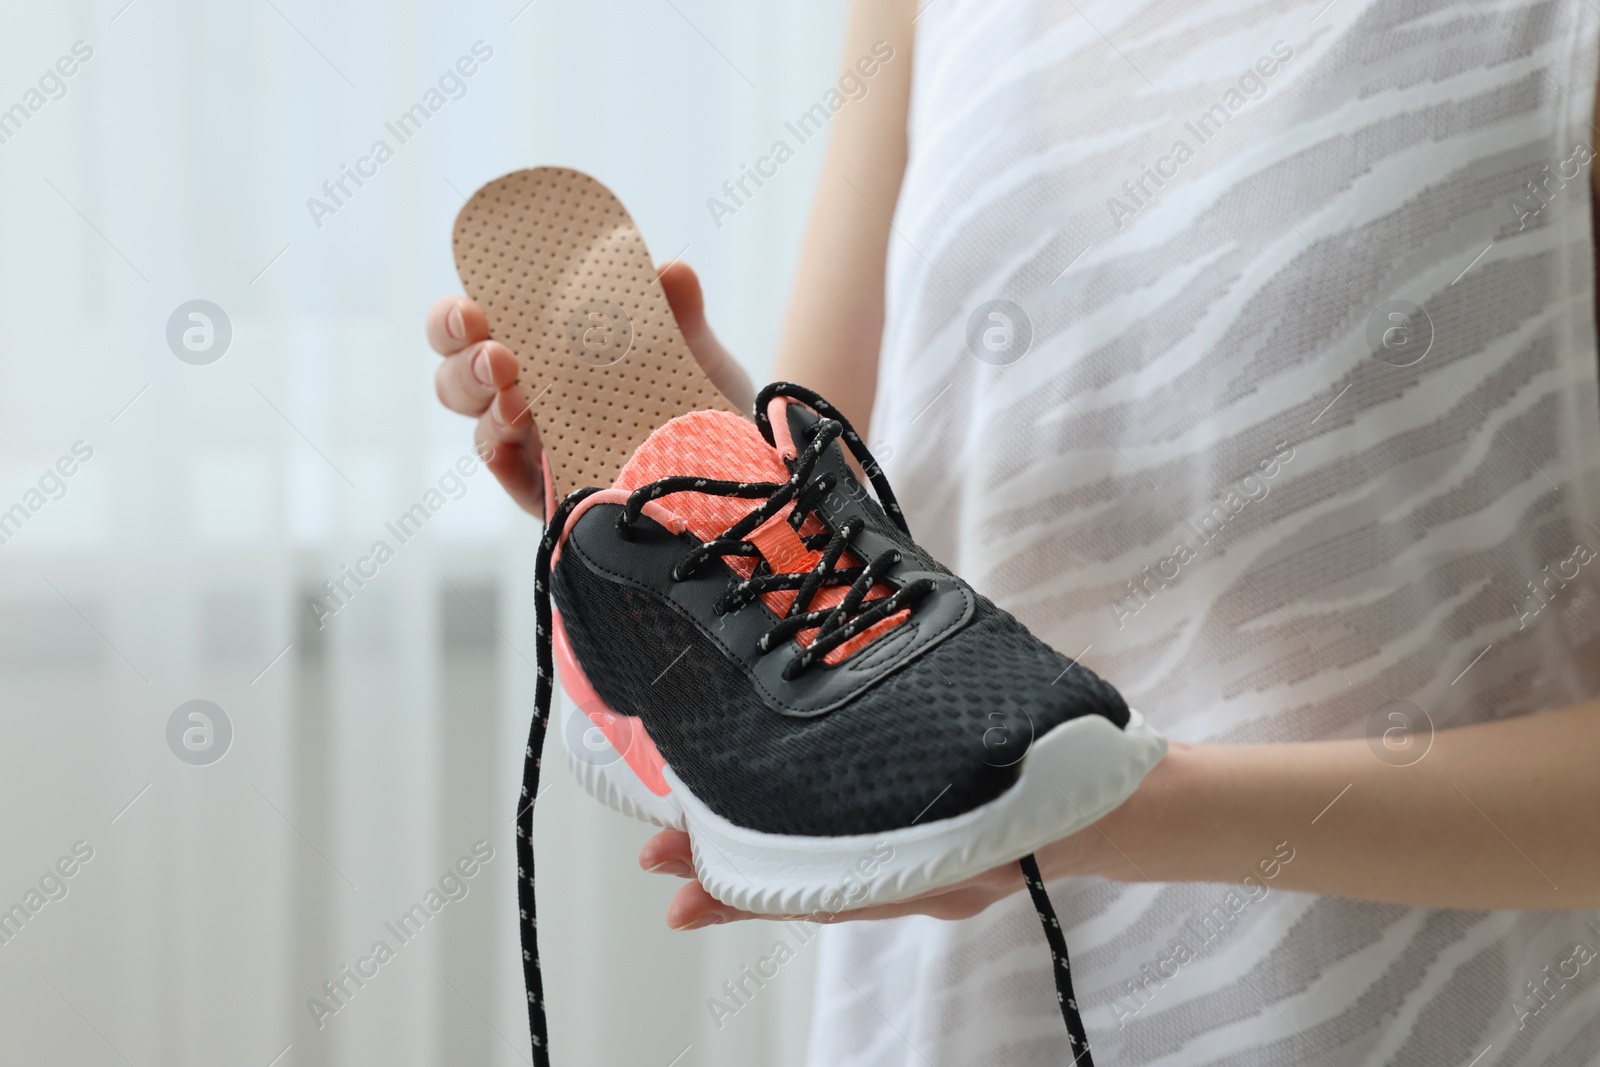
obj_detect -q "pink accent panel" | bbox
[614,410,791,539]
[618,409,786,490]
[748,511,822,575]
[766,395,797,460]
[552,608,672,796]
[542,458,558,525]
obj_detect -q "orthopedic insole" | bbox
[451,167,742,498]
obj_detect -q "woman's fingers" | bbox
[431,265,750,518]
[641,827,1018,928]
[639,828,696,877]
[473,394,545,517]
[657,261,756,413]
[428,294,546,514]
[667,880,739,929]
[434,340,517,415]
[660,875,1001,929]
[429,294,517,420]
[426,295,490,355]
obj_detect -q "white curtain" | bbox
[0,1,849,1063]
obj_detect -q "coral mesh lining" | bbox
[613,408,905,664]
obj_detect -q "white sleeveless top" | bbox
[808,1,1600,1064]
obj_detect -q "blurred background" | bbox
[0,1,850,1063]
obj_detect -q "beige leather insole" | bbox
[452,167,741,497]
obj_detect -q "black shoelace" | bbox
[519,382,1094,1066]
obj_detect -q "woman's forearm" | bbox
[1062,700,1600,910]
[771,0,916,437]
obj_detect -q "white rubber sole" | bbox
[565,709,1166,915]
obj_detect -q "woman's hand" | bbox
[640,827,1027,929]
[638,750,1178,929]
[426,260,755,517]
[642,698,1600,928]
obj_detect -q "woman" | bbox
[427,0,1600,1062]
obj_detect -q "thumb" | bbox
[657,260,756,414]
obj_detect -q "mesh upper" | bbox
[613,410,791,529]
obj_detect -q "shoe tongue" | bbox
[613,410,788,541]
[615,404,908,665]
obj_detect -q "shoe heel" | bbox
[451,167,742,498]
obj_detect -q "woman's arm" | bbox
[1087,698,1600,910]
[644,700,1600,927]
[769,0,917,438]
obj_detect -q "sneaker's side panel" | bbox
[553,608,673,796]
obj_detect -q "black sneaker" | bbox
[537,385,1165,1062]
